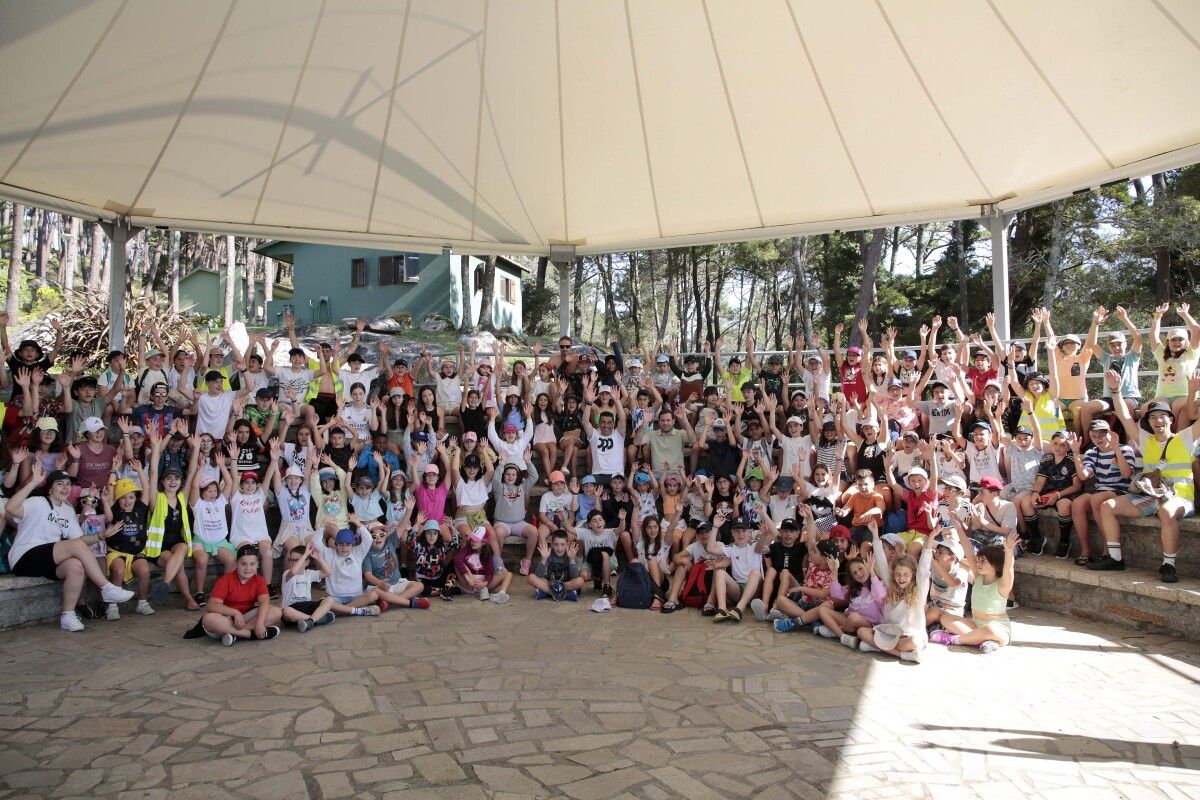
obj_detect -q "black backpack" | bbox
[615,562,654,609]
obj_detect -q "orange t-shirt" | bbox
[846,491,886,525]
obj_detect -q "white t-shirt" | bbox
[282,443,311,475]
[282,567,320,607]
[686,540,721,563]
[635,537,671,572]
[7,496,81,567]
[341,404,372,441]
[98,368,136,407]
[314,530,372,598]
[194,495,230,543]
[723,542,763,583]
[455,478,490,508]
[167,366,195,393]
[194,391,236,438]
[275,366,314,405]
[539,490,574,522]
[238,369,270,395]
[965,441,1002,485]
[777,435,813,479]
[436,375,462,407]
[804,369,831,402]
[768,494,797,526]
[230,488,269,544]
[589,428,625,476]
[339,367,378,399]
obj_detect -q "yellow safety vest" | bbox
[1019,392,1064,441]
[1142,434,1194,501]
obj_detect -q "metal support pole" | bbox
[549,243,577,338]
[100,220,142,353]
[989,213,1013,343]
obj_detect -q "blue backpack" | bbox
[615,562,654,609]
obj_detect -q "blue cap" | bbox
[580,475,597,485]
[422,519,441,532]
[634,471,651,484]
[694,469,710,478]
[412,431,428,443]
[902,349,917,359]
[334,529,356,544]
[971,421,992,432]
[319,468,335,480]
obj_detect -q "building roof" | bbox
[1,2,1197,255]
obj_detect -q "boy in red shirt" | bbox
[882,443,940,559]
[199,544,283,646]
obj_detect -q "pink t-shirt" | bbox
[74,443,117,489]
[415,484,449,522]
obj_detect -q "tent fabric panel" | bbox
[702,0,871,226]
[138,0,324,227]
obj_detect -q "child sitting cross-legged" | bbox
[454,526,513,604]
[362,520,430,610]
[312,517,382,617]
[199,544,283,646]
[771,504,837,632]
[279,543,336,632]
[855,517,936,662]
[709,509,767,624]
[527,529,585,601]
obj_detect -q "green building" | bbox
[177,265,293,323]
[256,242,524,334]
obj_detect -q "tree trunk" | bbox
[478,254,497,333]
[657,250,675,344]
[535,256,548,292]
[263,255,274,306]
[460,254,476,332]
[223,235,236,323]
[243,238,258,323]
[913,224,925,279]
[850,229,886,347]
[62,216,80,298]
[790,237,814,343]
[35,209,50,281]
[6,203,24,318]
[142,230,165,298]
[954,220,969,329]
[626,252,642,348]
[690,248,704,350]
[1042,202,1066,310]
[888,226,900,276]
[168,229,181,313]
[571,256,584,340]
[1151,173,1172,303]
[86,222,104,294]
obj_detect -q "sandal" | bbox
[702,603,717,617]
[661,601,679,614]
[728,608,742,623]
[650,599,662,611]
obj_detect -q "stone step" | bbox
[0,575,77,630]
[1035,510,1200,577]
[1015,555,1200,640]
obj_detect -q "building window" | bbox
[404,255,421,283]
[350,258,367,287]
[501,276,516,303]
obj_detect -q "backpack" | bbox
[615,562,654,609]
[679,561,711,609]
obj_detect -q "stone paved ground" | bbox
[0,593,1197,800]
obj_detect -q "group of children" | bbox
[2,303,1195,662]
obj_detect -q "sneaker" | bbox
[135,600,155,616]
[412,597,432,609]
[929,630,955,645]
[478,587,490,601]
[1159,563,1179,584]
[814,625,836,639]
[979,641,1000,654]
[1055,539,1071,559]
[593,578,602,593]
[221,633,237,647]
[1088,556,1125,571]
[1006,598,1019,610]
[549,580,566,601]
[257,625,281,640]
[534,590,551,600]
[899,650,922,663]
[858,641,880,653]
[76,603,96,620]
[60,612,85,632]
[100,583,136,604]
[839,634,858,649]
[773,618,798,633]
[148,581,171,602]
[750,598,767,622]
[105,603,121,621]
[808,621,823,635]
[601,584,613,599]
[193,592,206,607]
[315,612,335,626]
[563,591,578,602]
[360,605,382,616]
[766,609,786,623]
[519,558,531,576]
[296,619,314,633]
[489,591,510,604]
[1026,536,1046,556]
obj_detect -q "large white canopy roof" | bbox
[2,0,1199,256]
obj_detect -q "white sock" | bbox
[1107,543,1123,561]
[1163,553,1177,567]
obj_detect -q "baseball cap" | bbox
[829,524,851,540]
[628,358,643,369]
[422,519,441,532]
[334,529,357,544]
[846,346,862,355]
[255,387,273,399]
[469,526,488,543]
[880,533,905,547]
[1089,419,1112,432]
[35,417,59,432]
[731,517,751,530]
[940,475,968,492]
[712,419,727,429]
[656,354,670,364]
[1107,332,1127,343]
[775,476,795,492]
[1168,328,1188,341]
[146,347,163,358]
[549,470,566,484]
[889,378,904,388]
[318,468,336,481]
[411,431,428,443]
[580,474,597,486]
[767,354,783,365]
[1014,425,1035,437]
[112,478,138,500]
[971,421,992,432]
[285,465,304,479]
[502,423,518,434]
[597,384,612,394]
[239,471,259,483]
[589,598,612,613]
[80,416,106,434]
[859,417,879,429]
[935,535,964,558]
[928,380,948,391]
[902,430,920,441]
[44,469,75,487]
[423,463,440,474]
[389,386,406,397]
[786,415,804,427]
[1059,334,1081,347]
[978,476,1003,492]
[906,467,929,484]
[161,465,184,478]
[695,521,713,534]
[902,349,917,360]
[205,370,224,382]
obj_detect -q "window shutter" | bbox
[405,255,421,282]
[378,256,395,286]
[351,258,366,287]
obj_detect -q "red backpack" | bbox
[680,562,710,609]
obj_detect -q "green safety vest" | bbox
[1018,392,1064,441]
[1142,435,1194,501]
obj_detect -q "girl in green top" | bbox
[929,521,1016,654]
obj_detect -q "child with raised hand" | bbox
[188,448,236,605]
[450,443,503,574]
[227,437,281,592]
[272,454,315,558]
[925,523,971,629]
[408,515,456,600]
[771,504,836,632]
[145,426,201,609]
[100,475,157,620]
[280,543,336,632]
[454,526,512,603]
[312,517,383,616]
[814,550,887,649]
[312,452,350,539]
[199,544,283,646]
[362,520,430,610]
[750,517,805,623]
[576,508,618,598]
[930,529,1017,654]
[492,453,540,575]
[856,517,936,662]
[414,442,452,540]
[528,530,585,601]
[632,512,674,608]
[709,512,766,624]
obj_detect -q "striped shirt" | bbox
[1082,445,1135,493]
